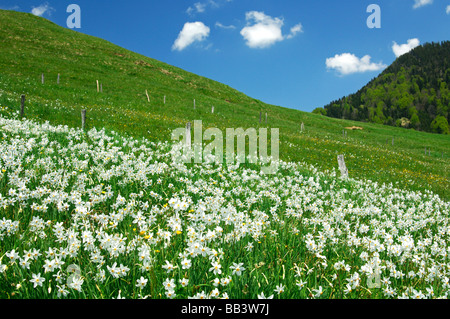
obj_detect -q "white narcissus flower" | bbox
[313,286,324,298]
[6,249,19,262]
[165,289,176,299]
[181,258,191,270]
[179,278,189,287]
[274,284,285,294]
[30,273,45,288]
[69,276,84,292]
[210,288,220,298]
[136,276,148,289]
[162,260,175,273]
[163,278,175,290]
[209,261,222,275]
[258,292,274,299]
[230,262,245,276]
[296,279,307,289]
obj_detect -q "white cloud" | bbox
[240,11,302,49]
[187,3,206,15]
[187,0,231,15]
[31,2,54,17]
[413,0,433,9]
[188,2,206,14]
[326,53,387,76]
[215,22,236,30]
[172,22,210,51]
[446,5,450,14]
[0,5,20,10]
[392,38,420,57]
[240,11,284,49]
[195,2,206,12]
[286,23,303,39]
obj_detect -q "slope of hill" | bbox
[1,114,449,300]
[0,9,449,200]
[320,41,450,134]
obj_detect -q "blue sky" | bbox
[2,0,450,112]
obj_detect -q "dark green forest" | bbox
[317,41,450,134]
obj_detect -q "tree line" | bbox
[316,41,450,134]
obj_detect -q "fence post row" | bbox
[30,76,443,162]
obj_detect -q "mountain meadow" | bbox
[0,10,449,300]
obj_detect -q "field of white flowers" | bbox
[0,115,449,299]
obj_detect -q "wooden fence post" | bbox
[301,122,305,132]
[164,95,166,105]
[337,155,349,179]
[41,73,45,84]
[194,99,196,110]
[20,95,25,118]
[57,73,60,85]
[81,109,86,131]
[259,111,262,124]
[265,112,268,124]
[96,80,99,93]
[211,106,214,114]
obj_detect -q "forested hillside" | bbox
[319,41,450,134]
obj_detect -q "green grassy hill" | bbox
[0,9,448,200]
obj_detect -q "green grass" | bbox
[0,9,448,201]
[0,116,448,299]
